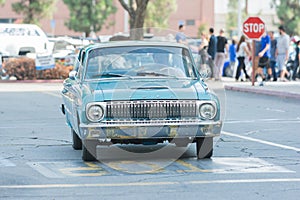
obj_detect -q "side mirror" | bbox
[69,71,77,80]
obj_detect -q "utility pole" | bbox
[124,0,129,33]
[237,0,242,38]
[245,0,248,15]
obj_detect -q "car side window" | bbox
[182,49,197,78]
[76,50,86,80]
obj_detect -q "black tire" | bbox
[71,129,82,150]
[196,137,213,159]
[82,140,98,161]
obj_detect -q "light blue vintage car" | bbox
[61,41,222,161]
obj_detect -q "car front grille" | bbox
[106,100,197,119]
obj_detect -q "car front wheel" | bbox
[72,129,82,150]
[196,137,213,159]
[82,140,98,161]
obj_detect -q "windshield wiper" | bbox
[136,71,170,77]
[92,73,131,78]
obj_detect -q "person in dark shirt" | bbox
[214,28,228,80]
[207,27,217,61]
[292,40,300,80]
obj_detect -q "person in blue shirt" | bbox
[256,31,272,86]
[229,38,237,76]
[175,25,187,44]
[268,31,277,81]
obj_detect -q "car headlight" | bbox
[86,104,104,122]
[199,103,217,120]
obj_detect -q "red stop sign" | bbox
[243,17,265,39]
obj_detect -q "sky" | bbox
[215,0,276,14]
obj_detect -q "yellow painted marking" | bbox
[169,126,178,137]
[59,162,107,177]
[105,160,164,174]
[176,160,212,173]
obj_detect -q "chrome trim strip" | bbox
[80,120,222,128]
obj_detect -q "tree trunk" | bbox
[130,0,149,40]
[119,0,149,40]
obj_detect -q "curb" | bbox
[0,79,64,83]
[224,85,300,100]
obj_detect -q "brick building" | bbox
[0,0,214,38]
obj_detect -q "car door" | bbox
[62,49,85,134]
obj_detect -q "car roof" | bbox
[83,40,189,51]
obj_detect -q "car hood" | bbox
[83,78,209,101]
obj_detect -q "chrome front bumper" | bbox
[79,120,222,139]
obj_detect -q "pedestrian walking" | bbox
[198,32,209,67]
[292,39,300,81]
[198,32,208,51]
[175,24,187,45]
[235,35,251,81]
[276,25,290,81]
[207,27,217,61]
[229,38,237,77]
[214,28,228,81]
[268,31,277,81]
[256,31,272,86]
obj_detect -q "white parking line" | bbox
[42,91,61,98]
[0,157,16,167]
[0,178,300,189]
[225,118,300,124]
[27,162,64,178]
[222,131,300,152]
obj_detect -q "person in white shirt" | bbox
[235,35,251,81]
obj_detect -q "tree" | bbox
[0,0,5,5]
[271,0,300,36]
[12,0,56,25]
[63,0,116,37]
[197,23,208,38]
[144,0,177,32]
[226,0,239,35]
[227,0,249,37]
[119,0,150,40]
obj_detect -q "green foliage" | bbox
[0,0,5,5]
[226,0,238,34]
[12,0,56,25]
[144,0,177,29]
[271,0,300,35]
[63,0,116,37]
[227,0,249,37]
[197,23,207,38]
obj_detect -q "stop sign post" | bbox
[243,17,265,86]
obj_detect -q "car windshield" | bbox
[84,46,197,80]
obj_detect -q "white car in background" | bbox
[0,23,51,57]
